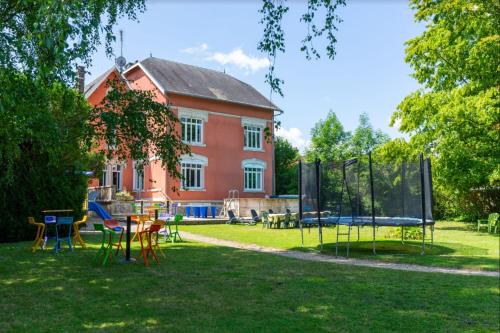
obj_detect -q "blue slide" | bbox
[88,201,112,220]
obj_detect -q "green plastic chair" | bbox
[93,224,116,266]
[478,213,499,233]
[165,214,183,243]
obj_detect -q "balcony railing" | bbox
[88,185,116,202]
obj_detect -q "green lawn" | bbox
[179,221,500,271]
[0,236,498,332]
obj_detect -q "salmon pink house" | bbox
[85,57,280,203]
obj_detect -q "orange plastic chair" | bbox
[28,217,45,252]
[131,214,150,242]
[104,219,125,256]
[72,215,88,248]
[138,220,165,266]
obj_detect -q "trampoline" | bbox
[299,153,434,256]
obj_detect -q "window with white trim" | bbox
[133,162,144,191]
[244,125,262,150]
[181,117,203,144]
[244,167,263,191]
[181,163,203,190]
[100,165,109,186]
[111,164,122,191]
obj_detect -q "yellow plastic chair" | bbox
[72,215,88,248]
[28,217,45,252]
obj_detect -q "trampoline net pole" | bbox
[369,152,376,254]
[419,153,427,254]
[316,159,323,250]
[298,160,304,247]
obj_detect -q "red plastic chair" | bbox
[138,222,164,266]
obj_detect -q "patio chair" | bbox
[261,211,271,229]
[227,210,256,225]
[478,213,499,233]
[131,214,149,242]
[147,220,166,258]
[251,209,261,223]
[93,224,114,266]
[55,217,74,253]
[164,214,183,243]
[27,217,45,252]
[138,222,164,266]
[104,219,125,256]
[72,215,87,248]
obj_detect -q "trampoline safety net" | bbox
[299,154,434,226]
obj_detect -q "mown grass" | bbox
[0,235,498,332]
[179,221,500,271]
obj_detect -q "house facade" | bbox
[85,57,280,203]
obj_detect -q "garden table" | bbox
[268,213,299,229]
[41,209,74,251]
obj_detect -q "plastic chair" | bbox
[93,224,114,266]
[27,217,45,252]
[164,214,183,243]
[478,213,499,233]
[148,220,166,259]
[55,217,74,253]
[72,215,88,248]
[193,206,201,218]
[261,211,270,229]
[131,215,149,242]
[104,219,125,256]
[138,222,164,266]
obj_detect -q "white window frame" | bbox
[133,161,145,192]
[241,117,267,151]
[243,125,263,151]
[242,159,267,192]
[111,164,123,191]
[100,165,109,186]
[180,154,208,191]
[179,108,208,147]
[181,117,203,145]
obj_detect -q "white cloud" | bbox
[276,127,310,152]
[181,43,209,55]
[207,48,270,73]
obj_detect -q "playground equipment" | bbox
[299,153,434,256]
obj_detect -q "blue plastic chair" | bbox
[201,207,208,218]
[193,206,201,218]
[185,206,191,217]
[55,217,74,252]
[210,206,217,218]
[43,216,58,250]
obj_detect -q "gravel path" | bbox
[181,231,499,278]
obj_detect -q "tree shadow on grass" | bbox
[0,239,499,332]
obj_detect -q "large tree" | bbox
[389,0,500,218]
[349,113,390,157]
[0,1,189,241]
[275,137,300,195]
[305,110,351,162]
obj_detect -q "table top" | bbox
[42,209,74,214]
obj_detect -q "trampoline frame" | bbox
[299,153,435,256]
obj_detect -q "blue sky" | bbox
[88,0,424,151]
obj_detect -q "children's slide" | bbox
[88,201,112,220]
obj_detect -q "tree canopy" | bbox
[275,137,300,195]
[388,0,500,218]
